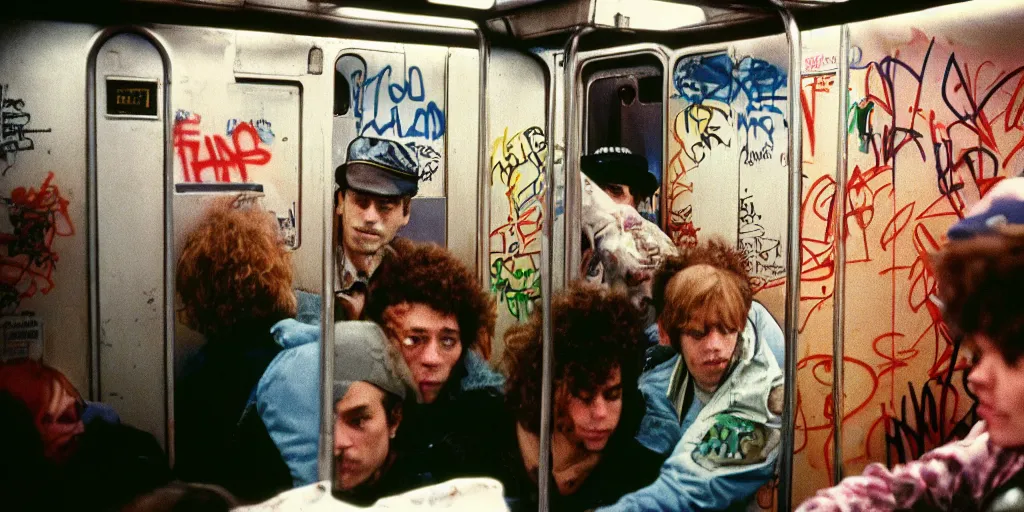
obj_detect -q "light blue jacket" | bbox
[602,301,785,512]
[251,292,504,488]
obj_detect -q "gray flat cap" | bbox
[333,321,411,403]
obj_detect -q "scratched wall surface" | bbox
[842,0,1024,487]
[487,49,548,358]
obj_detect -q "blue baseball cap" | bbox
[336,136,419,197]
[947,178,1024,240]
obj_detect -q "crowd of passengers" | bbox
[4,135,1024,511]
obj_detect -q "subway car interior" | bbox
[3,0,1024,510]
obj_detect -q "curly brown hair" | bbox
[175,196,297,338]
[651,237,753,349]
[364,241,496,355]
[502,281,646,434]
[934,234,1024,363]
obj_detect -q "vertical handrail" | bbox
[477,30,492,298]
[318,117,336,484]
[561,27,594,283]
[767,2,803,511]
[537,47,560,512]
[831,22,851,485]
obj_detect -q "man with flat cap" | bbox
[335,136,420,319]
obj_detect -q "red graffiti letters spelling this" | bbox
[172,112,271,183]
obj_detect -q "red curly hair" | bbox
[0,360,81,424]
[364,240,496,357]
[175,196,297,338]
[501,281,646,434]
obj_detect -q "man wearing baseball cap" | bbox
[334,136,420,319]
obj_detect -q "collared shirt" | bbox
[335,247,370,296]
[333,245,395,320]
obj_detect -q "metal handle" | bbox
[767,2,804,511]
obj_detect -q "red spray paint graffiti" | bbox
[172,111,272,183]
[1,172,75,313]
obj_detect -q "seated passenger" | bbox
[797,178,1024,511]
[331,322,414,504]
[0,360,170,510]
[174,196,298,486]
[234,241,503,500]
[0,390,48,511]
[598,237,785,511]
[233,322,507,510]
[492,282,664,512]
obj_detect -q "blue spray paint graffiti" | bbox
[226,118,275,144]
[673,54,788,150]
[351,65,446,141]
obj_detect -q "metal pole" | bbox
[561,28,594,283]
[318,125,337,484]
[831,23,851,485]
[767,2,803,510]
[477,30,492,294]
[537,47,561,512]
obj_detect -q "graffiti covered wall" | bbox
[787,1,1024,505]
[666,2,1024,504]
[487,50,548,358]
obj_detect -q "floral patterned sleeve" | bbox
[796,422,1024,512]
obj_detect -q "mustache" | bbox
[354,226,383,236]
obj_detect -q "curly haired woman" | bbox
[174,196,298,487]
[490,281,664,512]
[797,178,1024,511]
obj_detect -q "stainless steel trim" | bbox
[319,140,336,483]
[537,48,558,512]
[767,2,803,510]
[831,22,851,485]
[561,27,594,283]
[85,25,175,460]
[477,29,491,292]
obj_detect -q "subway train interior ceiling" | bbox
[8,0,1024,510]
